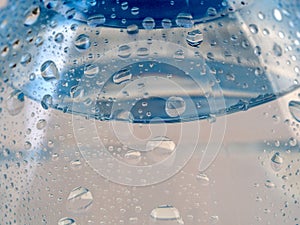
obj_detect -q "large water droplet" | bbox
[127,24,139,34]
[66,187,93,213]
[271,152,283,171]
[83,64,99,78]
[6,90,25,116]
[161,18,172,29]
[186,29,203,47]
[20,53,32,66]
[142,17,155,30]
[176,13,193,28]
[36,119,47,130]
[113,68,132,84]
[146,136,176,154]
[24,6,40,26]
[288,100,300,122]
[74,34,91,50]
[87,14,106,27]
[58,217,76,225]
[41,94,53,110]
[118,45,132,58]
[165,96,186,117]
[124,150,142,164]
[40,60,59,81]
[150,205,182,221]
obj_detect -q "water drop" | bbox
[273,8,282,22]
[127,24,139,34]
[35,36,44,47]
[272,43,282,56]
[207,7,217,17]
[20,53,32,66]
[186,29,203,47]
[150,205,181,221]
[87,14,106,27]
[24,6,40,26]
[146,136,176,154]
[176,13,193,28]
[58,217,76,225]
[249,24,258,34]
[83,64,99,78]
[70,159,82,170]
[196,172,210,185]
[6,90,25,116]
[165,96,186,117]
[288,101,300,122]
[124,150,142,164]
[74,34,91,50]
[86,0,97,7]
[118,45,132,58]
[161,18,172,29]
[131,7,140,15]
[1,45,9,57]
[264,180,276,188]
[41,94,53,110]
[66,187,93,213]
[40,60,59,80]
[54,33,64,43]
[36,119,47,130]
[210,215,219,224]
[65,8,76,19]
[70,85,84,98]
[173,49,185,60]
[137,47,149,57]
[24,141,32,150]
[254,46,261,56]
[142,17,155,30]
[113,68,132,84]
[121,2,129,10]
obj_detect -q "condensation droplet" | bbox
[131,7,140,16]
[41,94,53,110]
[58,217,77,225]
[272,43,282,56]
[142,17,155,30]
[273,8,282,22]
[146,136,176,154]
[124,150,142,164]
[24,6,40,26]
[249,24,258,34]
[196,172,210,185]
[176,13,193,28]
[264,180,276,188]
[288,100,300,122]
[87,14,106,27]
[118,45,132,58]
[6,90,25,116]
[165,96,186,117]
[36,119,47,130]
[66,187,93,213]
[113,68,132,84]
[150,205,182,221]
[54,33,64,43]
[40,60,59,80]
[20,53,32,66]
[84,64,99,78]
[74,34,91,50]
[186,29,203,47]
[127,24,139,34]
[161,18,172,29]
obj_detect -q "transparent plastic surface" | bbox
[0,0,300,224]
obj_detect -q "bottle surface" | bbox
[0,0,300,224]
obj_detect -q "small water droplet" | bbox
[137,47,149,57]
[40,60,59,80]
[288,100,300,122]
[165,96,186,117]
[24,6,40,26]
[127,24,139,34]
[20,53,32,66]
[124,150,142,164]
[74,34,91,50]
[66,187,93,213]
[254,46,261,56]
[173,49,185,60]
[6,90,25,116]
[249,24,258,34]
[186,29,203,47]
[142,17,155,30]
[207,7,217,17]
[36,119,47,130]
[65,8,76,19]
[35,36,44,47]
[121,2,129,10]
[118,45,132,58]
[146,136,176,154]
[41,94,53,110]
[1,45,9,57]
[264,180,276,188]
[24,141,32,150]
[272,43,282,56]
[84,64,99,78]
[150,205,181,221]
[87,14,106,27]
[209,215,219,224]
[113,68,132,84]
[131,7,140,15]
[196,172,210,185]
[70,159,82,170]
[54,33,64,43]
[70,85,84,98]
[58,217,77,225]
[161,18,172,29]
[273,8,282,22]
[176,13,193,28]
